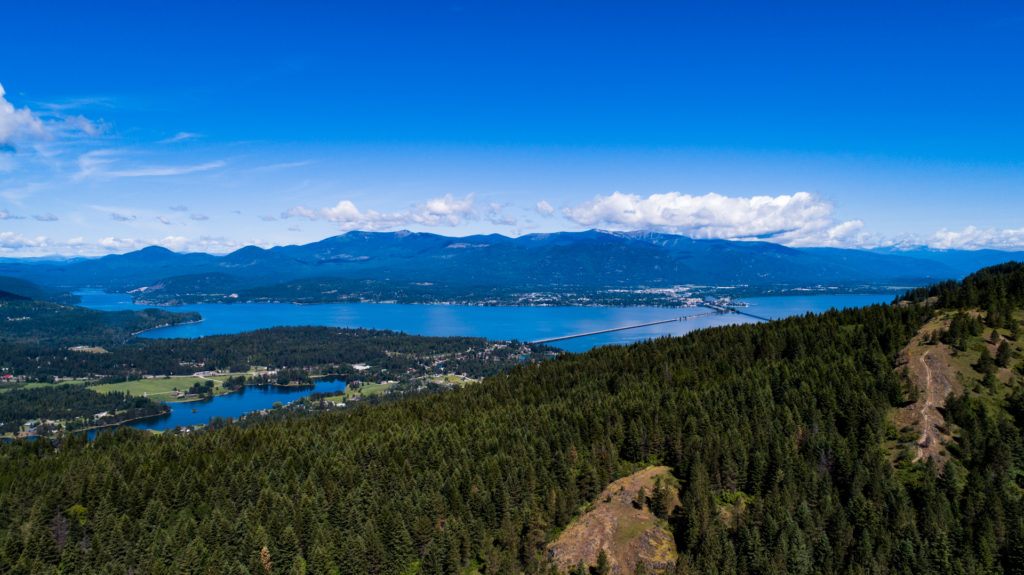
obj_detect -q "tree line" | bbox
[0,264,1021,573]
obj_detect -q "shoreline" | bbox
[78,410,170,433]
[131,318,204,337]
[128,290,900,309]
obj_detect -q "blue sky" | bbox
[1,1,1022,255]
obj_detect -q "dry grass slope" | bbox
[546,466,679,575]
[894,309,1024,465]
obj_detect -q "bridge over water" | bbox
[529,303,772,344]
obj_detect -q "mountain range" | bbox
[0,230,1018,304]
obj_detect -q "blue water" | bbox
[78,291,893,353]
[88,380,347,437]
[76,291,893,433]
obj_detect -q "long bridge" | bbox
[529,303,773,344]
[700,302,773,322]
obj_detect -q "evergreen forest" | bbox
[2,264,1024,574]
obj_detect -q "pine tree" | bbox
[595,549,611,575]
[976,348,995,375]
[996,340,1013,368]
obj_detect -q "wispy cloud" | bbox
[486,202,516,226]
[248,160,314,172]
[76,150,225,179]
[169,205,189,212]
[259,214,277,222]
[106,161,224,177]
[190,213,209,221]
[157,216,171,225]
[159,132,201,143]
[32,213,58,222]
[110,212,136,222]
[0,209,24,220]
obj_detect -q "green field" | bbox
[0,381,55,394]
[323,381,394,403]
[430,374,478,385]
[90,377,233,402]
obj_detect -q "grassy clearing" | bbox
[612,514,649,548]
[0,381,56,394]
[323,381,394,402]
[90,376,232,402]
[428,373,479,385]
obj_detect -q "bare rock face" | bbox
[546,466,679,575]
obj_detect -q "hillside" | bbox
[0,230,1007,305]
[547,466,680,574]
[0,298,200,346]
[1,264,1022,573]
[0,276,75,304]
[891,302,1024,465]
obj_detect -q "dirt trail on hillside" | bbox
[912,350,953,462]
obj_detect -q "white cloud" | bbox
[190,213,209,221]
[0,232,47,250]
[0,82,45,148]
[155,235,190,251]
[535,200,555,216]
[0,209,23,220]
[314,201,405,231]
[409,193,477,226]
[110,212,136,222]
[157,216,171,225]
[563,191,869,246]
[98,236,141,251]
[86,234,245,255]
[285,193,478,231]
[0,83,100,162]
[925,226,1024,251]
[32,213,58,222]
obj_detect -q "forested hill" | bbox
[0,298,200,346]
[1,266,1023,574]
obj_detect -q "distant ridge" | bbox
[0,230,1019,303]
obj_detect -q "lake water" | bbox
[78,291,894,353]
[87,380,347,438]
[77,291,892,435]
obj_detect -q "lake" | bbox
[87,380,348,438]
[78,291,892,435]
[78,291,894,353]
